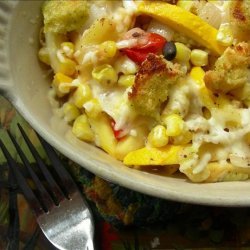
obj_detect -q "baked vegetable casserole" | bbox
[39,0,250,183]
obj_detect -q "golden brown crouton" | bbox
[230,0,250,40]
[42,0,89,34]
[204,42,250,93]
[128,54,183,116]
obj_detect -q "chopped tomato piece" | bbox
[122,49,149,64]
[111,120,124,140]
[136,33,166,52]
[122,33,166,64]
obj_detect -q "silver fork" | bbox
[0,124,95,250]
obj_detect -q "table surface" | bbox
[1,95,250,250]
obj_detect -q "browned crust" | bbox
[204,42,250,93]
[230,0,250,31]
[128,54,183,116]
[232,1,247,22]
[129,54,174,99]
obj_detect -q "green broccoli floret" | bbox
[42,0,89,34]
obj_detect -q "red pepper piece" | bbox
[122,49,149,64]
[136,33,166,52]
[122,33,166,64]
[111,120,124,140]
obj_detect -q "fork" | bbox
[0,124,95,250]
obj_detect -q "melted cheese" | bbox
[178,76,250,175]
[90,81,137,131]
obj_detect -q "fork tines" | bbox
[0,124,77,216]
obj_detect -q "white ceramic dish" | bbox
[1,1,250,206]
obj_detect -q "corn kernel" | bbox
[38,47,50,65]
[72,84,92,108]
[92,64,118,86]
[53,73,73,97]
[61,42,75,58]
[190,49,208,67]
[114,56,138,75]
[172,130,193,145]
[190,66,205,86]
[84,98,102,118]
[216,23,233,46]
[72,114,94,142]
[147,125,169,148]
[163,114,184,137]
[100,41,117,58]
[118,75,135,87]
[53,73,73,85]
[62,103,80,123]
[58,58,77,76]
[175,42,191,63]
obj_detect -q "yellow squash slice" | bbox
[190,67,230,109]
[137,1,226,55]
[123,145,184,165]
